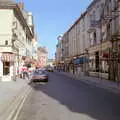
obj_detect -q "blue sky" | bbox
[16,0,93,58]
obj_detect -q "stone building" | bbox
[87,0,108,78]
[56,0,120,81]
[59,11,89,75]
[87,0,120,80]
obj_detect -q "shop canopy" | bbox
[1,53,14,62]
[72,57,88,64]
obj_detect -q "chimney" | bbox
[18,2,24,10]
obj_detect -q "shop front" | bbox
[100,50,109,73]
[0,52,15,82]
[64,58,72,72]
[89,50,110,79]
[88,41,112,79]
[72,57,88,76]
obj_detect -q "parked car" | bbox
[47,67,53,72]
[31,70,48,82]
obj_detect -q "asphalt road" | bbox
[17,72,120,120]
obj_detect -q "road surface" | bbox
[17,72,120,120]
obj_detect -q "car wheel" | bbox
[45,79,48,82]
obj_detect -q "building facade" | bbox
[0,1,33,81]
[55,35,64,70]
[37,47,48,68]
[56,0,120,81]
[87,0,108,78]
[47,59,55,67]
[58,12,89,75]
[87,0,120,80]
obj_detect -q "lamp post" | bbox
[85,49,89,76]
[12,34,20,79]
[57,35,63,71]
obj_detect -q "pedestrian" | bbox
[22,65,29,80]
[19,67,23,79]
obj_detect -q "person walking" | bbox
[22,65,29,80]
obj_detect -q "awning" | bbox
[102,53,109,58]
[72,57,88,64]
[1,53,14,62]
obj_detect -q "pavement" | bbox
[17,72,120,120]
[54,71,120,93]
[0,78,31,120]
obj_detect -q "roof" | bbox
[48,59,54,62]
[37,47,48,54]
[87,0,99,10]
[62,11,87,36]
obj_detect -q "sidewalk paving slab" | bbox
[0,78,30,117]
[55,71,120,93]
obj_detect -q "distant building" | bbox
[47,59,55,67]
[37,47,48,68]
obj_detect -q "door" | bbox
[95,52,99,72]
[3,62,10,75]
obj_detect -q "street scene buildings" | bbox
[1,0,120,120]
[55,0,120,82]
[0,1,43,81]
[37,46,48,68]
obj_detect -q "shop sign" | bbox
[72,57,88,64]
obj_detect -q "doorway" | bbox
[3,62,10,75]
[95,52,99,72]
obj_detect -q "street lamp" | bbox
[57,35,63,41]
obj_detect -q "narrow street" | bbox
[17,72,120,120]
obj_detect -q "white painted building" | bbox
[0,1,33,81]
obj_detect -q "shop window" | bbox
[3,62,10,75]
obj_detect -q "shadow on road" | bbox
[30,72,120,120]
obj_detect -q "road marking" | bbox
[6,86,32,120]
[13,87,32,120]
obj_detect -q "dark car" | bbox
[31,70,48,82]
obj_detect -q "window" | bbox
[93,11,96,20]
[93,32,97,44]
[5,40,8,45]
[12,21,17,29]
[107,24,111,37]
[100,3,104,15]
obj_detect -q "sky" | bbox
[16,0,93,59]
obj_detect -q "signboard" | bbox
[72,57,88,64]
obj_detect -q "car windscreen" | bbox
[34,70,45,74]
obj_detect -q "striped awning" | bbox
[1,53,14,62]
